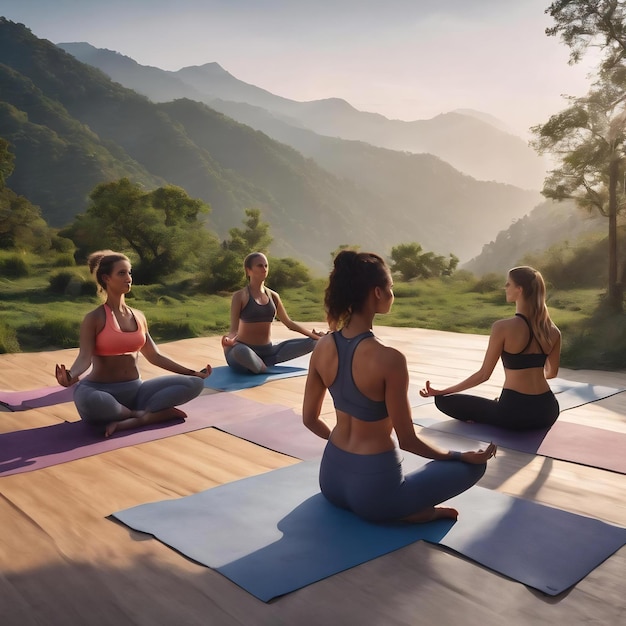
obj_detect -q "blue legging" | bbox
[224,338,316,374]
[319,439,486,523]
[434,388,560,431]
[73,376,204,424]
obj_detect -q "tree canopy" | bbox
[534,0,626,311]
[60,178,214,282]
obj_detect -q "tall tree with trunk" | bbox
[532,1,626,311]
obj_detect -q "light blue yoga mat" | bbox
[112,458,626,601]
[548,377,625,410]
[203,363,308,391]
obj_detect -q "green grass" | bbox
[0,258,623,370]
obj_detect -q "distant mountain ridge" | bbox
[0,19,543,272]
[58,42,547,189]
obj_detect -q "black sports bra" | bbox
[501,313,548,370]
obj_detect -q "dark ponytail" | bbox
[325,250,389,330]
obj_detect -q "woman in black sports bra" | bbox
[420,266,561,430]
[222,252,325,373]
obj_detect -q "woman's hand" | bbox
[55,364,79,387]
[221,335,237,348]
[196,365,212,379]
[311,329,329,339]
[453,442,497,464]
[419,380,443,397]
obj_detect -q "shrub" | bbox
[35,317,80,349]
[0,255,29,278]
[0,320,20,353]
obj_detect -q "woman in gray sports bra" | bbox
[303,250,496,524]
[222,252,325,373]
[420,266,561,430]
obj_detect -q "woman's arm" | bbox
[222,290,245,347]
[55,310,99,386]
[420,321,505,397]
[302,341,332,439]
[544,327,561,379]
[386,347,495,463]
[272,290,323,339]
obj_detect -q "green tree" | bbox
[61,178,213,282]
[225,208,272,256]
[0,137,15,188]
[534,1,626,311]
[390,243,457,281]
[200,209,272,292]
[0,139,54,253]
[267,256,311,291]
[546,1,626,71]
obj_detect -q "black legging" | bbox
[434,388,559,431]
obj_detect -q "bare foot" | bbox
[104,407,187,437]
[401,506,459,524]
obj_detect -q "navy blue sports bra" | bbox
[239,287,276,323]
[328,330,388,422]
[501,313,548,370]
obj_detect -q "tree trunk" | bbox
[607,158,623,312]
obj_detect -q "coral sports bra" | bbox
[501,313,548,370]
[328,330,388,421]
[93,304,146,356]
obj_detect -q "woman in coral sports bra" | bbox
[420,266,562,431]
[55,250,211,437]
[222,252,325,374]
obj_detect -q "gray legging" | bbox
[73,376,204,424]
[319,439,486,523]
[224,337,316,374]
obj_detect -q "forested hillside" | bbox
[463,200,607,275]
[0,18,543,269]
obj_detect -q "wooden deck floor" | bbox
[1,324,624,626]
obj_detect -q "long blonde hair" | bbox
[509,266,553,350]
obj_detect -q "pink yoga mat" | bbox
[0,385,75,411]
[0,393,286,476]
[216,409,326,460]
[412,407,626,474]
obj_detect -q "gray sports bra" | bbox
[239,287,276,323]
[328,330,388,422]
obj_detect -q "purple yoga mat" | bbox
[0,385,75,411]
[216,409,326,460]
[412,408,626,474]
[0,393,286,476]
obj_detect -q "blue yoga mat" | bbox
[203,364,307,391]
[112,458,626,601]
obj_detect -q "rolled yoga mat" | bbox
[111,457,626,601]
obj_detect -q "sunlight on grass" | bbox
[0,257,622,369]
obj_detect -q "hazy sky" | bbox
[2,0,599,137]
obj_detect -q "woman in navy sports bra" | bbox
[222,252,325,374]
[303,251,496,524]
[420,266,561,431]
[55,250,211,437]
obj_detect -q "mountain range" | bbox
[58,42,547,191]
[0,19,557,272]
